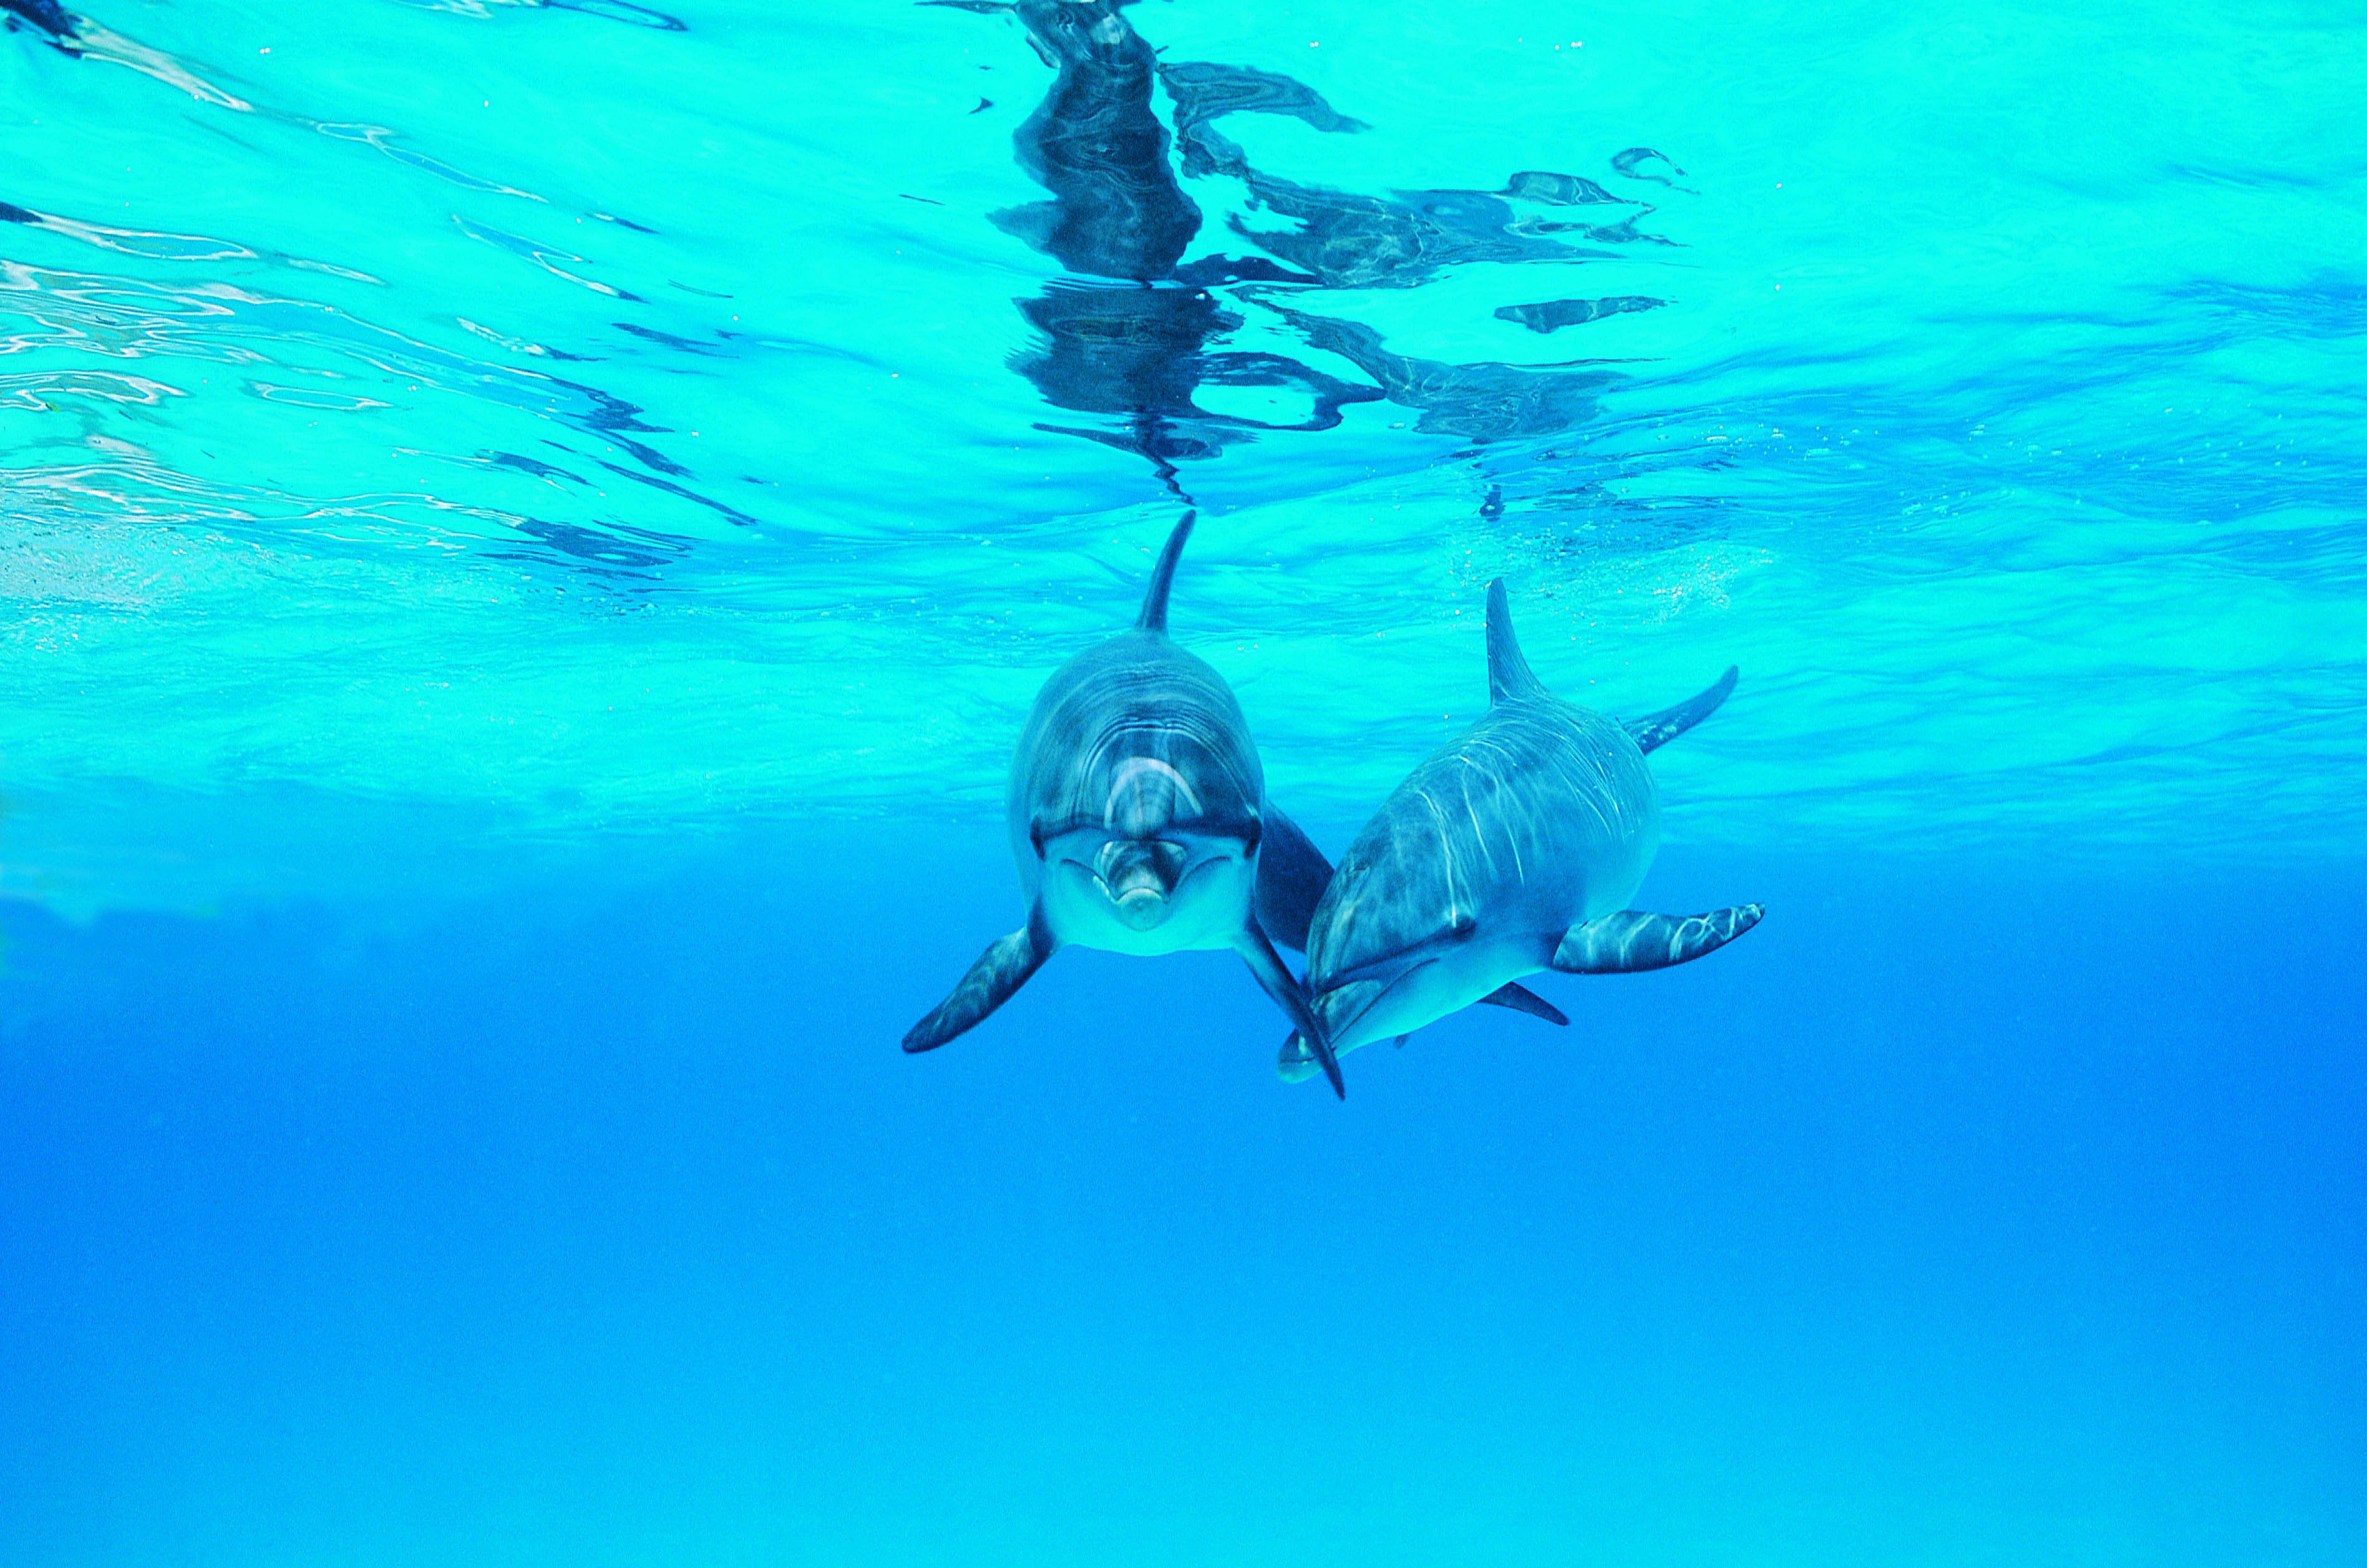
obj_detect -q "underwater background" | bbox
[2,0,2362,1562]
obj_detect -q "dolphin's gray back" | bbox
[1306,692,1656,987]
[1006,629,1265,888]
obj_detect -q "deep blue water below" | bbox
[4,836,2362,1566]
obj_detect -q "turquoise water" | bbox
[2,1,2363,1563]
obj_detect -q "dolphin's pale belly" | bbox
[1307,695,1659,1056]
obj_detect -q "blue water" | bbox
[6,844,2363,1564]
[4,0,2364,1561]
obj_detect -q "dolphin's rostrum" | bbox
[905,512,1345,1096]
[1281,579,1762,1083]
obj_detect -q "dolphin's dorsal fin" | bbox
[1137,510,1195,632]
[1623,666,1738,753]
[1484,579,1547,704]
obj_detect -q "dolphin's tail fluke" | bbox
[1622,665,1739,753]
[1136,510,1195,632]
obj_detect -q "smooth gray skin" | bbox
[1281,579,1762,1084]
[905,512,1343,1095]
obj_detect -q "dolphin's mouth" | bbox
[1280,963,1434,1084]
[1314,959,1434,1045]
[1091,839,1188,931]
[1039,826,1248,935]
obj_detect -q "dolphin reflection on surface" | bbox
[941,0,1386,495]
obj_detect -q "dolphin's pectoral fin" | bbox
[1550,904,1765,974]
[1252,803,1333,954]
[1479,981,1568,1025]
[902,912,1057,1053]
[1237,924,1343,1100]
[1621,666,1738,753]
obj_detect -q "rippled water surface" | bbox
[2,3,2363,1565]
[5,0,2361,906]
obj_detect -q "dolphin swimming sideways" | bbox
[1281,578,1762,1085]
[905,512,1345,1095]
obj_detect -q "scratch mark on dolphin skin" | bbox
[1459,779,1494,880]
[1412,785,1466,931]
[1102,755,1204,826]
[1484,763,1527,884]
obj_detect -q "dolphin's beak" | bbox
[1310,961,1431,1052]
[1095,840,1187,930]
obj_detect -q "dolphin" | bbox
[905,511,1346,1096]
[1280,579,1762,1085]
